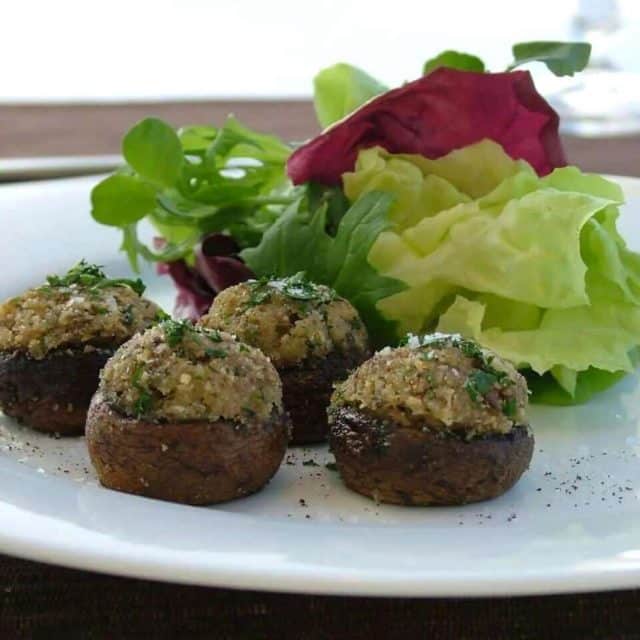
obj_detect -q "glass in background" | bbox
[547,0,640,136]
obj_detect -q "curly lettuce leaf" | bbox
[344,141,639,403]
[436,295,640,377]
[241,190,406,346]
[525,357,638,406]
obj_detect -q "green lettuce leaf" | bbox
[525,358,638,406]
[436,295,640,377]
[344,140,640,403]
[313,63,388,129]
[242,189,406,346]
[423,50,485,75]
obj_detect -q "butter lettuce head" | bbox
[344,140,639,404]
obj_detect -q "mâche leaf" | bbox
[91,174,157,226]
[508,41,591,76]
[90,116,295,271]
[123,117,184,187]
[423,50,485,74]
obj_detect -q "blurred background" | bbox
[3,0,640,102]
[2,0,640,172]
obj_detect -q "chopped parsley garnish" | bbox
[162,319,189,347]
[206,329,223,342]
[159,318,227,356]
[245,277,273,308]
[278,272,336,302]
[154,309,171,323]
[44,260,146,295]
[502,397,517,418]
[464,369,500,402]
[421,350,436,362]
[122,304,135,326]
[205,348,227,358]
[131,365,153,417]
[402,333,516,409]
[245,272,336,309]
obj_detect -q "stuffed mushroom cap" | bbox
[328,333,533,506]
[0,261,160,434]
[199,274,369,368]
[87,321,289,504]
[331,333,528,438]
[99,321,283,424]
[0,261,159,360]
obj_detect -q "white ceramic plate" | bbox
[2,175,640,597]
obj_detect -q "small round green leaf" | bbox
[123,117,183,186]
[509,41,591,77]
[423,50,485,75]
[91,174,157,226]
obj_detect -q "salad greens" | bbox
[423,51,486,75]
[422,42,590,77]
[91,116,294,270]
[89,38,640,405]
[508,41,592,76]
[243,189,405,346]
[317,41,590,130]
[343,141,640,402]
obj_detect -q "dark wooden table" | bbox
[1,101,640,639]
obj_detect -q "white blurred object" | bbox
[547,0,640,135]
[0,155,121,182]
[1,0,575,102]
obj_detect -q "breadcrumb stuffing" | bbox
[199,277,369,368]
[0,285,160,359]
[100,323,282,423]
[331,337,528,436]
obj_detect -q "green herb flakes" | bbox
[502,397,517,418]
[162,319,189,347]
[465,369,499,402]
[122,304,135,326]
[131,365,153,417]
[205,348,227,359]
[44,260,146,296]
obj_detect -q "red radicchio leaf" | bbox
[288,68,566,185]
[156,233,254,321]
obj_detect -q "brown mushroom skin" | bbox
[281,348,370,445]
[0,346,113,435]
[86,394,290,505]
[329,407,534,506]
